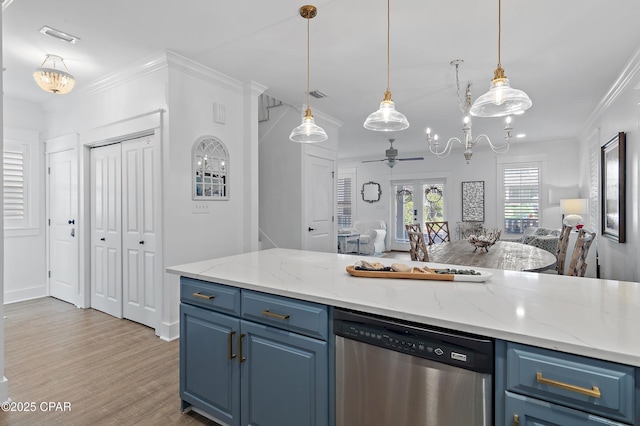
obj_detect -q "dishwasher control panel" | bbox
[334,309,494,374]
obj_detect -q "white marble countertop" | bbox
[167,248,640,367]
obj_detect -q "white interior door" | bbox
[90,144,123,318]
[304,154,334,252]
[48,148,79,305]
[121,136,159,328]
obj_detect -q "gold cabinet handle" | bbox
[192,292,215,300]
[228,330,236,360]
[513,414,519,426]
[238,333,246,363]
[536,372,601,398]
[261,310,290,320]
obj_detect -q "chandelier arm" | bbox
[474,134,510,153]
[427,136,463,158]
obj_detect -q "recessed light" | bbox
[516,133,526,138]
[39,26,80,44]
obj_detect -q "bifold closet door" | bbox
[90,143,123,318]
[121,136,160,328]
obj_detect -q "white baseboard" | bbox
[0,376,8,404]
[157,320,179,342]
[3,287,47,304]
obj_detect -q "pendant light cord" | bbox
[307,16,311,111]
[497,0,502,68]
[386,0,391,92]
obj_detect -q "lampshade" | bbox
[469,73,532,117]
[560,198,588,215]
[363,0,409,132]
[289,5,327,144]
[289,108,328,143]
[33,54,75,94]
[470,0,532,118]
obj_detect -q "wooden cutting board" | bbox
[345,266,492,282]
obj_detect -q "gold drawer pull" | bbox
[261,310,290,320]
[536,372,601,398]
[192,292,215,300]
[513,414,519,426]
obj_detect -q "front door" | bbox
[48,148,79,305]
[303,154,334,252]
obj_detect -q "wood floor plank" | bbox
[3,297,219,426]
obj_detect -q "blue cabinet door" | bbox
[240,320,328,426]
[505,392,627,425]
[180,303,241,426]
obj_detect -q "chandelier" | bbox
[33,54,76,94]
[426,60,513,164]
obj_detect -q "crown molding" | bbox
[75,49,247,99]
[579,46,640,140]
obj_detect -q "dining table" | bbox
[425,240,557,272]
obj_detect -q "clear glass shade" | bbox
[363,99,410,131]
[289,113,328,143]
[470,78,532,118]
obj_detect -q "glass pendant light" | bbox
[363,0,409,132]
[289,5,327,143]
[470,0,532,118]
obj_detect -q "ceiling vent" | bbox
[39,26,80,44]
[308,90,327,99]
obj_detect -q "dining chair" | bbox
[405,224,429,262]
[425,221,451,245]
[567,228,596,277]
[555,224,573,275]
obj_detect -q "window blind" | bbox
[4,149,26,226]
[337,176,352,228]
[503,165,540,232]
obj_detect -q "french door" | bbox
[390,180,446,251]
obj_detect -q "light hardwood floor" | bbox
[3,297,218,426]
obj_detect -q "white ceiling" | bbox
[3,0,640,161]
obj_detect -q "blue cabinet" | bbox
[180,277,330,426]
[498,341,637,425]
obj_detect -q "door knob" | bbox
[100,237,105,241]
[308,227,316,232]
[68,219,75,225]
[139,240,145,245]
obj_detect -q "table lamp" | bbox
[560,198,588,229]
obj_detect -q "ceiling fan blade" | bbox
[397,157,424,161]
[361,159,386,163]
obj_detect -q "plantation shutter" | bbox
[4,148,26,225]
[337,176,353,228]
[503,164,540,232]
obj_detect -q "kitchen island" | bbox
[168,248,640,425]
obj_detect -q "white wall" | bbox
[340,137,581,246]
[259,103,340,250]
[578,47,640,282]
[3,99,47,303]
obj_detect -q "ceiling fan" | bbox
[361,139,424,168]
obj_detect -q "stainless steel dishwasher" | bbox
[334,308,493,426]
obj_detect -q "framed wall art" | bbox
[461,181,485,222]
[600,132,626,243]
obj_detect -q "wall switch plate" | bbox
[193,202,210,214]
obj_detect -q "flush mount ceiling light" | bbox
[33,54,76,94]
[289,5,328,143]
[470,0,532,118]
[363,0,409,132]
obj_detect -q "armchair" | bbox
[343,219,387,255]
